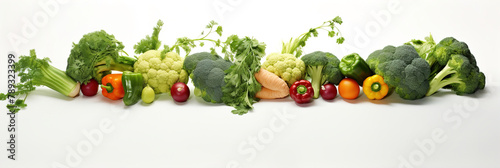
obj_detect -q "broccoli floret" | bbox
[192,58,233,103]
[183,52,222,76]
[427,37,476,76]
[423,37,485,96]
[426,54,485,96]
[367,45,430,100]
[301,51,344,99]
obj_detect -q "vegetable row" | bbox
[0,17,485,115]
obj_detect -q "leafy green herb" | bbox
[221,36,266,115]
[281,16,345,57]
[164,20,225,56]
[134,20,164,54]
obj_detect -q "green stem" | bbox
[296,85,308,94]
[38,65,80,97]
[426,64,461,96]
[371,82,381,92]
[307,65,324,99]
[101,83,114,93]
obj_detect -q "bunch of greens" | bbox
[1,50,80,113]
[66,30,136,84]
[221,35,266,115]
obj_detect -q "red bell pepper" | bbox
[101,74,125,100]
[289,80,314,104]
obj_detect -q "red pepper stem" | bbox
[297,85,308,94]
[101,83,114,93]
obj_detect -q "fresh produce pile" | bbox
[0,18,486,115]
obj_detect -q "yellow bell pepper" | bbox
[363,75,389,100]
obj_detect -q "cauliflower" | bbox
[262,53,305,86]
[134,50,188,93]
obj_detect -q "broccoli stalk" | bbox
[426,54,485,96]
[426,65,460,96]
[305,65,325,99]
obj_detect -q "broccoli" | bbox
[183,52,222,76]
[428,37,475,68]
[366,45,430,100]
[407,36,486,96]
[66,30,136,84]
[191,58,233,103]
[424,37,485,96]
[301,51,344,99]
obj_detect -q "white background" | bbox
[1,0,500,167]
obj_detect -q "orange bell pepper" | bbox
[101,74,125,100]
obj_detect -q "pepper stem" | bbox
[371,82,381,92]
[101,83,114,93]
[297,85,308,94]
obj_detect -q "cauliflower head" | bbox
[262,53,305,86]
[134,50,188,93]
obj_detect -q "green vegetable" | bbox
[300,51,344,99]
[134,20,164,55]
[339,53,374,85]
[405,33,436,60]
[221,36,266,115]
[184,52,223,77]
[423,37,485,96]
[141,85,155,104]
[164,20,224,57]
[191,58,233,103]
[427,37,474,74]
[366,45,430,100]
[122,71,144,106]
[262,53,305,86]
[66,30,136,84]
[0,49,80,113]
[406,35,486,96]
[133,50,188,93]
[281,16,345,58]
